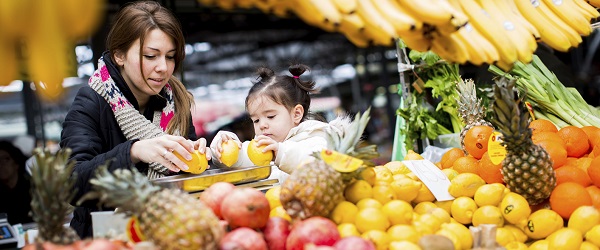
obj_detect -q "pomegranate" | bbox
[263,217,291,250]
[333,236,376,250]
[220,227,268,250]
[221,187,270,229]
[199,181,236,219]
[305,244,336,250]
[286,217,340,250]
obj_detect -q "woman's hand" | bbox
[130,134,196,172]
[192,137,212,168]
[209,131,242,159]
[254,135,279,156]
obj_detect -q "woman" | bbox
[0,140,33,225]
[60,1,210,238]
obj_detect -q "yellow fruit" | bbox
[361,230,390,250]
[384,161,410,175]
[412,182,435,203]
[504,224,528,243]
[220,140,239,167]
[495,227,516,247]
[330,201,358,224]
[372,184,396,204]
[434,200,453,214]
[547,228,583,249]
[388,241,421,250]
[568,206,600,235]
[390,177,421,202]
[413,201,437,214]
[427,207,451,224]
[528,240,549,250]
[499,192,531,226]
[416,213,443,232]
[320,149,363,172]
[504,241,528,250]
[473,183,508,207]
[404,150,424,160]
[338,223,360,237]
[269,206,291,221]
[344,180,373,204]
[382,200,413,225]
[581,241,600,250]
[585,225,600,247]
[387,224,419,243]
[356,198,383,210]
[439,222,472,250]
[374,165,393,183]
[247,139,273,166]
[450,196,478,225]
[472,205,504,227]
[411,220,434,237]
[359,167,377,186]
[448,173,486,198]
[441,168,459,180]
[265,186,281,209]
[174,150,208,174]
[435,229,462,250]
[355,207,390,233]
[524,209,564,240]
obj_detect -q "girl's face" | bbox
[248,96,303,142]
[114,29,176,105]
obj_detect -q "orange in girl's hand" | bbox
[557,126,590,158]
[529,119,558,134]
[554,166,592,187]
[451,155,479,174]
[463,125,494,159]
[586,185,600,209]
[440,147,465,169]
[477,152,504,184]
[588,156,600,188]
[535,139,567,169]
[549,182,593,219]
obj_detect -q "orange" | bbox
[477,152,504,184]
[529,119,559,134]
[554,166,592,187]
[586,185,600,209]
[590,146,600,159]
[575,158,593,175]
[589,156,600,188]
[463,125,494,159]
[557,126,591,158]
[581,126,600,149]
[535,140,568,169]
[532,131,564,146]
[549,182,593,219]
[452,155,479,174]
[440,147,466,169]
[564,157,579,168]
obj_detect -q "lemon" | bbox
[568,206,600,235]
[387,225,419,243]
[499,192,531,225]
[320,149,363,172]
[435,229,461,250]
[413,182,436,203]
[547,228,583,249]
[495,227,516,247]
[356,198,383,210]
[434,200,453,214]
[390,178,421,202]
[411,220,434,237]
[361,230,390,250]
[174,150,208,174]
[428,207,451,224]
[330,201,358,224]
[337,223,360,237]
[219,140,239,167]
[439,222,472,249]
[504,224,527,243]
[384,161,411,175]
[472,205,504,227]
[388,241,421,250]
[416,213,443,233]
[372,184,397,204]
[528,239,548,250]
[344,180,373,204]
[358,167,377,186]
[585,225,600,247]
[441,168,459,181]
[356,207,390,233]
[473,183,508,207]
[448,173,486,198]
[405,172,419,180]
[404,150,424,160]
[247,139,273,166]
[413,201,437,214]
[269,206,291,221]
[382,200,413,225]
[450,196,478,225]
[581,241,600,250]
[265,186,281,209]
[374,165,394,184]
[524,208,564,240]
[504,241,528,250]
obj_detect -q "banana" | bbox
[338,12,369,47]
[396,0,453,25]
[290,0,338,32]
[306,0,343,25]
[430,31,469,64]
[436,0,469,35]
[513,0,572,52]
[573,0,600,20]
[541,0,592,36]
[371,0,423,33]
[462,23,500,64]
[233,0,256,9]
[215,0,237,10]
[451,0,517,65]
[0,0,35,37]
[589,0,600,8]
[57,0,105,41]
[502,0,541,39]
[0,38,18,87]
[331,0,358,14]
[356,0,397,45]
[453,27,487,66]
[399,29,433,52]
[536,0,584,47]
[270,0,292,18]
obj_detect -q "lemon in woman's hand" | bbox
[174,150,208,174]
[568,206,600,235]
[220,140,239,167]
[247,139,273,166]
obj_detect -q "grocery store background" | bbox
[1,0,599,164]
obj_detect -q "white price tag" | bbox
[403,160,454,201]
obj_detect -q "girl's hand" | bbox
[130,134,195,172]
[254,135,279,156]
[209,131,242,159]
[193,137,212,168]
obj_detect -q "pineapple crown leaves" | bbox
[490,77,531,140]
[78,164,161,216]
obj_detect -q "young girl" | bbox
[210,64,353,182]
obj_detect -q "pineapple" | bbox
[280,108,379,221]
[80,166,223,250]
[490,78,555,205]
[457,78,494,152]
[29,148,80,245]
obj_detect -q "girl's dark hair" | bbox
[245,64,319,122]
[0,141,27,168]
[107,1,193,136]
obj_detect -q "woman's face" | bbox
[114,29,176,105]
[248,96,303,142]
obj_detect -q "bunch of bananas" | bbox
[199,0,598,71]
[0,0,105,100]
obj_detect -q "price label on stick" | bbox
[402,160,454,201]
